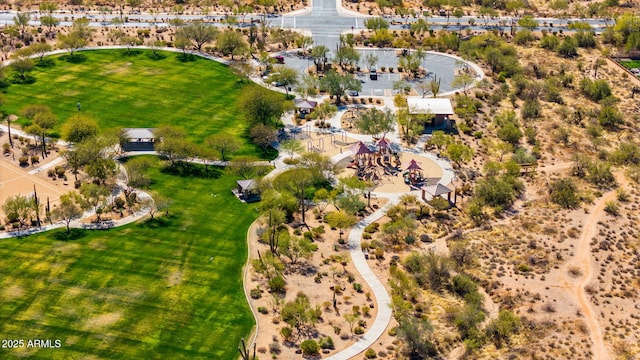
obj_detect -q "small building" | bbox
[421,183,454,203]
[122,128,156,152]
[407,98,454,132]
[233,179,261,203]
[294,99,318,118]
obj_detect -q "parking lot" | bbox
[272,48,480,97]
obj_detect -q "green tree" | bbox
[310,101,337,127]
[267,66,298,96]
[240,86,289,126]
[2,194,36,231]
[13,12,30,40]
[451,73,475,96]
[58,18,93,56]
[52,192,84,233]
[485,310,521,348]
[204,133,240,162]
[557,36,578,58]
[79,183,109,222]
[549,178,580,209]
[310,45,329,72]
[154,125,196,164]
[326,210,357,241]
[444,141,474,167]
[364,53,378,70]
[124,156,152,190]
[249,124,277,153]
[176,21,217,52]
[319,70,361,105]
[216,30,248,60]
[281,235,317,265]
[355,107,396,138]
[279,139,303,159]
[273,168,315,224]
[62,113,99,143]
[397,316,436,358]
[334,46,360,71]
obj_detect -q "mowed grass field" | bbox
[2,49,267,158]
[0,157,257,359]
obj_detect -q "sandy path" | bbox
[561,186,620,360]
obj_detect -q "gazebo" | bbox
[295,99,317,118]
[122,128,156,151]
[421,183,453,203]
[404,159,424,184]
[349,141,375,167]
[234,179,260,203]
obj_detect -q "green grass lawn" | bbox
[621,60,640,69]
[0,157,257,359]
[2,49,271,158]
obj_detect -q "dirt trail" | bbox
[560,183,623,360]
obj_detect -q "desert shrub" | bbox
[268,275,286,293]
[300,339,319,355]
[280,326,292,340]
[250,287,261,299]
[353,283,363,292]
[318,336,335,350]
[604,201,619,216]
[269,341,281,354]
[549,178,581,209]
[485,310,521,348]
[452,274,478,298]
[521,99,541,119]
[18,156,29,166]
[257,306,268,314]
[30,155,39,164]
[55,166,65,177]
[364,223,379,233]
[354,326,365,335]
[365,348,377,358]
[579,78,612,102]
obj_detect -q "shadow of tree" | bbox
[161,162,222,179]
[53,228,88,241]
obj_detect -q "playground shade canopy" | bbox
[405,159,423,171]
[350,141,375,155]
[375,137,390,149]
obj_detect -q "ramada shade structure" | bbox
[422,183,452,197]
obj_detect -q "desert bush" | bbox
[18,156,29,166]
[300,339,319,355]
[269,341,281,354]
[268,275,286,293]
[250,287,261,299]
[549,178,581,209]
[604,201,619,216]
[365,348,377,358]
[257,306,268,314]
[318,336,335,350]
[280,326,292,341]
[485,310,521,348]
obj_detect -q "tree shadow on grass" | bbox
[61,53,87,64]
[161,162,222,179]
[53,228,88,241]
[140,216,173,229]
[122,49,142,57]
[147,52,167,61]
[35,58,56,68]
[176,53,197,63]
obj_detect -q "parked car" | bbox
[369,68,378,80]
[346,89,359,96]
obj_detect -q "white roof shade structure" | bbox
[124,128,156,140]
[407,98,454,116]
